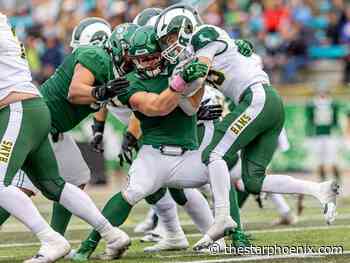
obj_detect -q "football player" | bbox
[154,4,339,249]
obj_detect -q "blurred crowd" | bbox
[2,0,350,85]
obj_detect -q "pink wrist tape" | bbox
[170,75,186,92]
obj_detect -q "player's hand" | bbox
[180,60,209,83]
[235,39,254,57]
[197,99,223,121]
[90,117,105,153]
[119,131,139,167]
[92,77,129,101]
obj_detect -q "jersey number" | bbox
[206,69,225,89]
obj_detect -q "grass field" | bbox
[0,177,349,263]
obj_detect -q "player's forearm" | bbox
[133,89,181,117]
[68,83,96,104]
[94,106,108,122]
[128,114,141,139]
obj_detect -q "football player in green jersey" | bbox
[0,14,132,263]
[155,4,339,249]
[72,25,235,260]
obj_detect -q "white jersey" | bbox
[0,13,39,100]
[190,24,269,104]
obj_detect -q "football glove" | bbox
[235,39,254,57]
[90,117,105,153]
[119,131,139,166]
[91,77,129,101]
[180,60,208,83]
[197,99,223,121]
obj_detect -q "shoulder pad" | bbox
[191,25,220,52]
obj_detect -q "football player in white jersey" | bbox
[155,4,339,249]
[0,13,131,263]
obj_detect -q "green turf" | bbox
[0,189,348,263]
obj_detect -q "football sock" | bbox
[83,192,132,249]
[269,193,290,216]
[50,202,72,235]
[208,156,231,219]
[59,183,114,235]
[0,185,49,234]
[0,207,10,226]
[262,174,319,198]
[153,192,184,236]
[183,188,214,234]
[229,186,242,230]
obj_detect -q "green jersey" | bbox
[119,69,198,150]
[305,97,338,136]
[40,46,114,133]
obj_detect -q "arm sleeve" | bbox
[196,41,227,60]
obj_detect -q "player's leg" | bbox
[25,133,130,261]
[144,189,189,252]
[170,188,214,235]
[73,146,167,261]
[0,99,71,262]
[238,112,338,224]
[134,208,158,234]
[0,169,38,226]
[270,194,297,225]
[50,133,91,235]
[200,84,276,247]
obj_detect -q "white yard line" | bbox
[173,251,350,263]
[0,224,348,249]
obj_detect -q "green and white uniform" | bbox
[190,25,285,194]
[0,13,64,200]
[12,45,114,191]
[306,96,339,166]
[118,68,217,205]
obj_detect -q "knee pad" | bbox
[169,188,187,206]
[241,160,266,195]
[145,188,166,205]
[33,178,66,201]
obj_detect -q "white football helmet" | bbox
[70,17,112,49]
[155,4,202,64]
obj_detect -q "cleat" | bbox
[72,240,98,262]
[104,228,131,259]
[141,231,162,243]
[24,233,70,263]
[195,238,226,254]
[144,234,188,252]
[318,181,339,224]
[193,217,236,251]
[271,211,298,226]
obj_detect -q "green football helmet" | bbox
[107,23,140,76]
[133,7,162,26]
[129,25,164,78]
[155,4,202,64]
[70,17,111,49]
